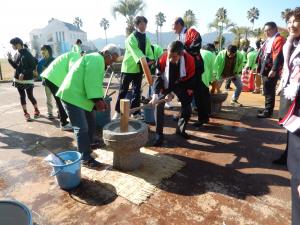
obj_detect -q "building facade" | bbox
[29,18,87,57]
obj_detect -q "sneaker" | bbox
[112,112,120,120]
[47,114,54,120]
[61,123,73,131]
[34,109,40,119]
[24,113,32,122]
[230,100,243,107]
[82,158,102,168]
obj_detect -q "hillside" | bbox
[93,31,235,50]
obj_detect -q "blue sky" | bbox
[0,0,298,56]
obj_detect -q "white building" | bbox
[29,18,87,57]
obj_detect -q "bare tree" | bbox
[73,17,83,28]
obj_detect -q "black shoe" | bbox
[82,158,102,168]
[257,111,272,118]
[272,155,287,165]
[192,120,209,127]
[153,134,164,147]
[90,140,104,150]
[176,130,190,139]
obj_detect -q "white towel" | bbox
[264,32,279,54]
[164,56,186,89]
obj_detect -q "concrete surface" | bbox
[0,81,291,225]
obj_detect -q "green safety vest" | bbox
[121,33,154,73]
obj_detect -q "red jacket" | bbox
[154,51,195,94]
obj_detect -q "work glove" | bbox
[284,83,300,101]
[149,94,159,105]
[165,93,174,102]
[94,100,108,112]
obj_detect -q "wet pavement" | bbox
[0,81,291,225]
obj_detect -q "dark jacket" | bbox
[257,34,285,77]
[8,48,37,80]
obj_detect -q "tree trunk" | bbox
[105,30,107,45]
[0,62,2,80]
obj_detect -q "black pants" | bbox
[262,75,279,114]
[194,79,211,123]
[115,72,143,115]
[44,79,69,126]
[225,79,232,89]
[155,88,192,135]
[288,130,300,225]
[17,86,37,106]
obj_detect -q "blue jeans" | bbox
[63,101,96,161]
[218,76,242,101]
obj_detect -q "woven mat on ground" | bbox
[82,147,185,205]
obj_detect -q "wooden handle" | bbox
[120,99,130,132]
[104,70,114,97]
[140,58,153,86]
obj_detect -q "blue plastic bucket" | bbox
[0,200,32,225]
[143,105,155,123]
[96,97,112,128]
[50,151,82,190]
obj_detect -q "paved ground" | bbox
[0,81,291,225]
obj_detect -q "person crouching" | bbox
[150,41,195,146]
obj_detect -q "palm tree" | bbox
[112,0,145,36]
[73,17,83,29]
[281,8,292,23]
[208,7,235,50]
[247,7,259,30]
[183,10,197,28]
[100,18,110,44]
[230,26,243,48]
[252,27,264,39]
[155,12,166,45]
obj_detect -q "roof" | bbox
[62,22,85,33]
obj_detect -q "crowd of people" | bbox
[6,7,300,224]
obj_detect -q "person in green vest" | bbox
[71,39,82,53]
[147,44,164,98]
[244,47,259,92]
[251,40,262,93]
[225,46,247,91]
[113,16,154,120]
[41,51,81,131]
[56,44,120,168]
[214,45,244,106]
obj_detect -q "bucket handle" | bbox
[51,168,63,177]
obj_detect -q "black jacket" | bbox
[8,49,36,80]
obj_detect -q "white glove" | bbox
[149,94,159,105]
[283,83,300,101]
[165,93,174,102]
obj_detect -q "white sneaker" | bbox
[112,112,120,120]
[61,123,73,131]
